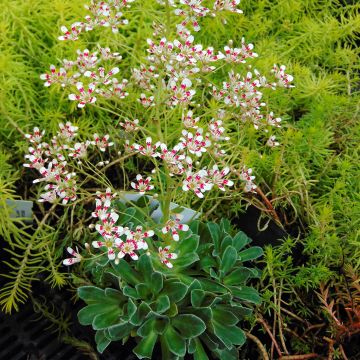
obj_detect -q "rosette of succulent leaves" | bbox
[75,198,264,359]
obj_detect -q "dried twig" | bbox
[245,332,269,360]
[257,316,282,358]
[279,354,319,360]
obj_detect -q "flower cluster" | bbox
[240,167,257,193]
[170,0,243,32]
[77,188,180,268]
[37,0,295,271]
[129,119,233,198]
[40,46,127,107]
[58,0,135,40]
[24,123,113,204]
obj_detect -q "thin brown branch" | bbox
[279,354,319,360]
[257,316,282,358]
[255,186,282,225]
[245,332,269,360]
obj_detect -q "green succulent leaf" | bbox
[130,302,152,326]
[212,321,246,349]
[193,338,210,360]
[150,271,164,294]
[137,254,153,282]
[223,267,253,286]
[191,289,205,308]
[136,283,151,299]
[133,331,158,359]
[162,325,186,357]
[213,346,238,360]
[156,295,170,313]
[123,286,140,299]
[163,281,188,303]
[207,223,221,255]
[127,298,137,319]
[108,322,134,340]
[174,252,199,269]
[138,317,157,337]
[238,247,264,262]
[232,231,251,251]
[220,219,231,234]
[230,286,262,304]
[78,286,105,303]
[220,235,233,254]
[221,246,238,274]
[171,314,206,338]
[78,303,109,326]
[95,329,111,353]
[109,260,142,285]
[93,309,122,330]
[212,308,238,326]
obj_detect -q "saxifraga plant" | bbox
[76,198,263,359]
[0,0,293,313]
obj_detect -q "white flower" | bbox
[131,174,154,194]
[91,134,114,151]
[158,246,178,268]
[162,217,189,241]
[182,170,212,198]
[117,239,142,260]
[95,212,123,239]
[207,165,234,191]
[63,247,82,266]
[68,82,97,108]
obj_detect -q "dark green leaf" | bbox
[109,260,142,285]
[127,298,137,319]
[123,286,140,299]
[78,286,104,303]
[108,322,134,340]
[220,246,237,274]
[133,331,158,359]
[163,281,188,303]
[129,302,152,326]
[93,310,122,330]
[171,314,206,338]
[162,326,186,357]
[212,308,238,326]
[220,235,233,254]
[191,289,205,308]
[223,267,253,286]
[207,223,221,255]
[156,295,170,313]
[220,218,231,233]
[150,271,164,294]
[214,346,238,360]
[137,254,153,283]
[189,220,199,234]
[95,330,111,353]
[104,288,125,302]
[212,321,246,349]
[230,286,262,304]
[232,231,250,251]
[136,283,151,299]
[174,252,199,269]
[238,247,263,262]
[198,279,228,293]
[78,304,110,326]
[193,338,210,360]
[137,317,157,337]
